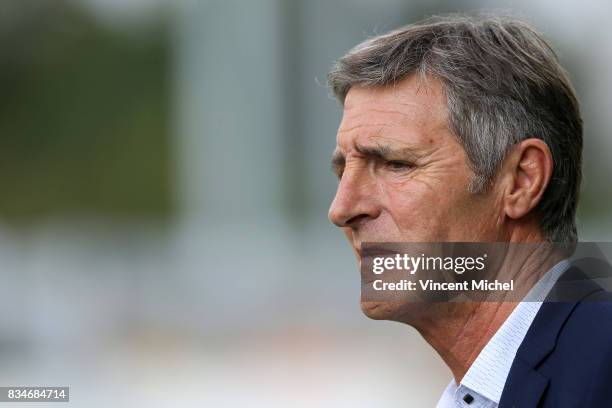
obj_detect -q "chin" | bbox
[360,301,402,320]
[360,300,430,326]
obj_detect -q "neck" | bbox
[415,301,517,382]
[407,242,564,383]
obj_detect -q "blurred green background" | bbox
[0,1,610,407]
[0,0,173,222]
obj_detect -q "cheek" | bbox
[378,171,476,239]
[381,179,449,235]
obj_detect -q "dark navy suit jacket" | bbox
[499,258,612,407]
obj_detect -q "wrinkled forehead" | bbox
[337,75,451,151]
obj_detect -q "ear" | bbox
[503,138,553,220]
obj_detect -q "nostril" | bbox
[346,213,370,228]
[329,212,347,228]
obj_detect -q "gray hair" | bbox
[328,14,582,243]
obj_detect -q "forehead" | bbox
[337,75,450,149]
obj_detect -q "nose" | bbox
[328,169,380,228]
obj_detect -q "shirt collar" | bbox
[459,259,570,403]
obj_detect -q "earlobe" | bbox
[504,139,553,220]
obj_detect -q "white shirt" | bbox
[436,260,570,408]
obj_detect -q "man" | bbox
[327,15,612,407]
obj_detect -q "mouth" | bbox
[354,242,408,261]
[359,244,404,259]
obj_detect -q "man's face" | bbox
[328,75,503,320]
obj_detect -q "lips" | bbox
[358,245,405,282]
[359,244,405,259]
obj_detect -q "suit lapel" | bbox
[498,302,576,408]
[499,357,549,408]
[499,264,605,407]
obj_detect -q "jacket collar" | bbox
[499,259,609,407]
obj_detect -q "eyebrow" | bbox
[331,143,414,175]
[355,144,394,160]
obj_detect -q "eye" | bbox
[384,160,414,172]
